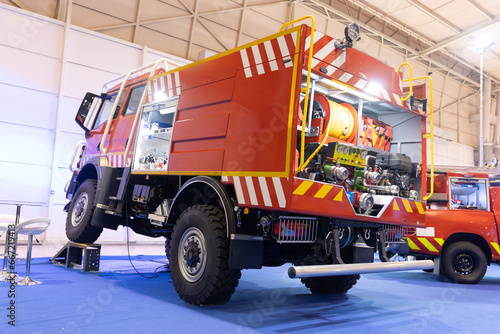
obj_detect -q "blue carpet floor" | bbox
[1,255,499,334]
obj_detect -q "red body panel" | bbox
[79,23,428,229]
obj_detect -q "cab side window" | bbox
[123,85,146,117]
[92,93,126,130]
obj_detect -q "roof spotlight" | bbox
[345,23,361,45]
[335,23,361,50]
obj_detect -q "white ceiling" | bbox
[3,0,500,93]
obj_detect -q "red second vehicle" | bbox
[408,170,500,283]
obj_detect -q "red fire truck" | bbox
[65,16,434,305]
[407,169,500,284]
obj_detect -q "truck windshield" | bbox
[92,93,125,130]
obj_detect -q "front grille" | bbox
[275,216,318,243]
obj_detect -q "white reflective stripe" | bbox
[331,52,346,68]
[354,79,367,89]
[240,49,253,78]
[291,31,298,47]
[311,40,337,68]
[304,31,323,52]
[272,177,286,208]
[338,72,353,83]
[174,71,181,95]
[233,176,246,204]
[167,74,173,97]
[158,76,166,97]
[258,177,273,207]
[251,45,265,75]
[245,176,258,206]
[264,41,278,71]
[147,81,153,102]
[393,92,403,106]
[221,176,228,182]
[277,36,293,68]
[381,89,390,101]
[399,77,403,92]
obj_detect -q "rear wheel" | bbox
[301,274,360,294]
[170,205,241,305]
[66,179,103,243]
[441,241,487,284]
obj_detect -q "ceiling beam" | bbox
[465,0,495,20]
[304,0,481,88]
[406,0,461,34]
[9,0,26,10]
[413,15,500,57]
[133,0,143,43]
[91,1,290,32]
[236,0,247,47]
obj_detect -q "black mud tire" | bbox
[301,274,360,294]
[66,179,103,243]
[441,241,487,284]
[165,237,171,261]
[170,205,241,305]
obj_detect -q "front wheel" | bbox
[441,241,487,284]
[170,205,241,305]
[66,179,103,243]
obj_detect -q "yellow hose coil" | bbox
[325,100,355,140]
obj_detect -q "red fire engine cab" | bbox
[65,16,433,305]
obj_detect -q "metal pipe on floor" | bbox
[288,260,435,278]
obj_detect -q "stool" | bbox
[15,218,50,286]
[0,215,23,278]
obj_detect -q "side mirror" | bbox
[75,92,102,133]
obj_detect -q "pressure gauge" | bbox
[337,145,343,154]
[360,151,367,159]
[343,146,349,155]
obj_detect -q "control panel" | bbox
[326,142,368,167]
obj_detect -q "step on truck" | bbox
[65,16,434,305]
[407,169,500,284]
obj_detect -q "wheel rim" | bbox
[71,192,89,228]
[453,252,475,275]
[178,227,207,283]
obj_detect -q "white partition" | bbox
[0,4,189,244]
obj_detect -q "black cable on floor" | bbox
[124,191,160,279]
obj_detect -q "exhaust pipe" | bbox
[288,260,434,278]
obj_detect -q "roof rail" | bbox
[99,58,172,156]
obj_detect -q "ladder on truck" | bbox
[99,59,174,217]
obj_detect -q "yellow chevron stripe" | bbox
[490,242,500,255]
[314,184,333,199]
[418,238,438,252]
[333,188,344,202]
[293,181,313,195]
[393,199,400,211]
[415,201,425,214]
[434,238,444,246]
[402,199,413,213]
[407,238,420,251]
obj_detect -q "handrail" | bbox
[397,62,413,102]
[279,16,316,173]
[100,71,132,155]
[123,58,171,167]
[400,73,434,201]
[69,140,87,172]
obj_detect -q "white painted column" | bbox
[493,97,500,158]
[483,77,493,162]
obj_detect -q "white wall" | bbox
[0,4,188,244]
